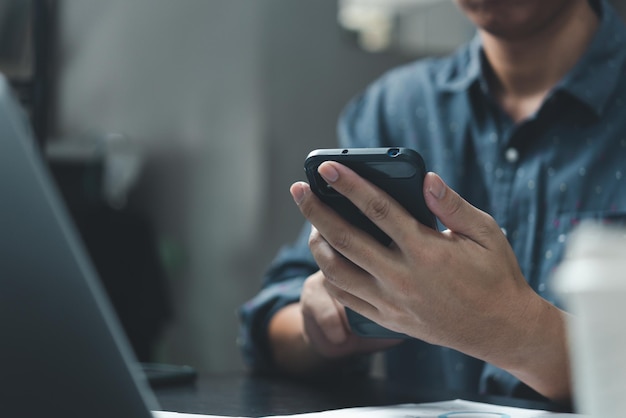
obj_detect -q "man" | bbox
[239,0,626,403]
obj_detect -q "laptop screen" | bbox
[0,76,158,417]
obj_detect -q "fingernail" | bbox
[318,162,339,183]
[428,174,446,200]
[290,182,307,205]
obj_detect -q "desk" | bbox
[153,373,572,416]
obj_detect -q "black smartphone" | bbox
[304,147,437,339]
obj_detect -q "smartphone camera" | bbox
[387,148,400,157]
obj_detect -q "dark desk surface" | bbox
[153,373,572,417]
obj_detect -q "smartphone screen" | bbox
[304,147,437,338]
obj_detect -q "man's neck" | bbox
[481,1,600,123]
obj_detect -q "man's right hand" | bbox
[301,270,400,358]
[268,270,401,376]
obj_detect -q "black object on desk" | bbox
[141,363,197,388]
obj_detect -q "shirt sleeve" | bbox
[237,223,317,372]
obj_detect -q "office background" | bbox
[6,0,626,374]
[46,0,470,374]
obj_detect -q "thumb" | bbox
[423,172,497,246]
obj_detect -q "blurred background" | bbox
[2,0,624,374]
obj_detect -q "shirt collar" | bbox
[435,33,482,92]
[435,0,626,118]
[556,0,626,116]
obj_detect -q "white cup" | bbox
[552,222,626,416]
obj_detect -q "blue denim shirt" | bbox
[239,0,626,400]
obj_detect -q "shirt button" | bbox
[505,147,519,163]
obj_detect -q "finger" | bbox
[290,181,395,278]
[302,305,347,348]
[317,162,431,246]
[308,226,382,307]
[325,279,407,338]
[423,172,500,248]
[301,272,394,358]
[301,312,347,358]
[301,271,350,345]
[323,278,380,327]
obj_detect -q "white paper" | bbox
[154,399,586,418]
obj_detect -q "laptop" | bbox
[0,75,167,417]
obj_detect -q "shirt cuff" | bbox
[237,278,304,373]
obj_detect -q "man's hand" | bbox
[268,270,400,376]
[290,161,571,400]
[300,270,401,358]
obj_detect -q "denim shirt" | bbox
[238,0,626,400]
